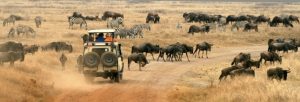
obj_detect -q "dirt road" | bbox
[51,45,266,102]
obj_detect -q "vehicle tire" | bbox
[83,52,100,68]
[100,52,118,67]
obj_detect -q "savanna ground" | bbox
[0,0,300,102]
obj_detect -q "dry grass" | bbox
[169,53,300,102]
[0,0,300,101]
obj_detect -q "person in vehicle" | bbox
[96,33,104,42]
[104,33,115,42]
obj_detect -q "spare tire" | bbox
[100,52,118,67]
[83,52,100,68]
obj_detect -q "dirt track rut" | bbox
[52,45,266,102]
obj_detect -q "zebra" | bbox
[107,17,124,29]
[115,28,130,39]
[218,17,227,32]
[69,17,87,30]
[34,16,43,28]
[7,28,15,38]
[231,21,249,32]
[133,23,151,31]
[3,16,16,27]
[13,25,36,38]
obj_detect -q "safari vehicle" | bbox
[81,29,124,83]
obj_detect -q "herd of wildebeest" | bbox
[1,10,300,82]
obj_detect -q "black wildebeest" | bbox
[146,12,160,23]
[229,68,255,78]
[128,53,149,71]
[131,43,160,60]
[267,67,290,81]
[259,51,282,65]
[243,23,258,32]
[188,25,210,35]
[101,11,124,20]
[231,52,251,65]
[193,42,213,58]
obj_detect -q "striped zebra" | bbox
[68,17,87,30]
[133,23,151,31]
[107,17,124,29]
[115,28,130,39]
[8,25,36,38]
[128,26,144,38]
[3,16,16,27]
[34,16,43,28]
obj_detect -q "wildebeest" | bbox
[101,11,124,20]
[107,17,124,29]
[9,15,23,21]
[193,42,213,58]
[3,16,16,26]
[219,66,241,81]
[183,12,199,22]
[255,15,270,24]
[164,44,183,62]
[229,68,255,78]
[267,67,290,81]
[188,25,210,35]
[269,16,293,27]
[0,41,24,52]
[34,16,44,28]
[69,17,87,30]
[241,59,261,69]
[237,15,251,22]
[0,51,25,66]
[24,45,39,54]
[85,16,100,21]
[128,53,149,71]
[168,43,193,62]
[243,23,258,32]
[231,52,251,65]
[288,15,299,23]
[259,51,282,64]
[131,43,160,60]
[268,39,298,53]
[60,53,67,70]
[42,42,73,53]
[71,12,84,18]
[226,15,238,24]
[146,12,160,23]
